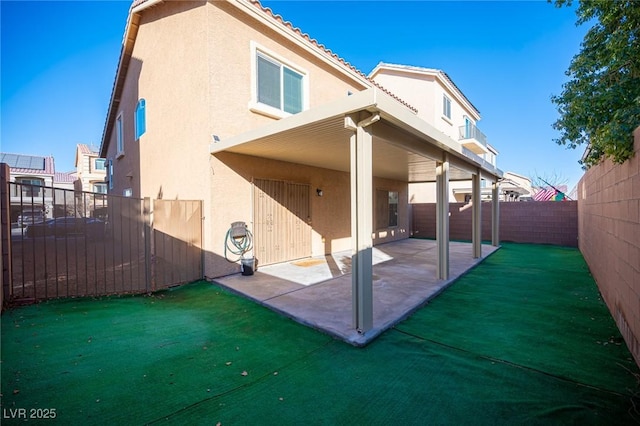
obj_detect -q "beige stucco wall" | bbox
[104,1,394,278]
[373,71,437,125]
[371,69,478,142]
[76,152,106,193]
[211,152,409,276]
[577,126,640,367]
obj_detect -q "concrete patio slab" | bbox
[214,239,499,346]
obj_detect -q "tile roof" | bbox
[54,171,77,183]
[0,153,55,175]
[77,144,98,155]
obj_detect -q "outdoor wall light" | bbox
[316,188,323,197]
[211,134,220,143]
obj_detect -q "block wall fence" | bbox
[577,126,640,367]
[411,201,578,247]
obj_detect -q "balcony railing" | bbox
[459,123,488,155]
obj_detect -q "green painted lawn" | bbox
[2,243,638,425]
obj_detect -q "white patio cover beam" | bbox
[346,112,376,334]
[436,153,450,279]
[492,181,500,246]
[472,170,482,258]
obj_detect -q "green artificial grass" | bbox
[1,243,638,425]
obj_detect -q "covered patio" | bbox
[215,238,498,346]
[211,88,503,337]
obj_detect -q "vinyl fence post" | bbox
[144,197,152,293]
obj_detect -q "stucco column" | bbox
[491,181,500,247]
[436,153,450,280]
[472,170,482,258]
[346,113,377,334]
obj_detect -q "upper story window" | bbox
[464,116,472,139]
[94,158,106,171]
[17,177,44,197]
[484,151,496,167]
[116,113,124,158]
[442,95,452,120]
[135,99,146,140]
[250,42,308,118]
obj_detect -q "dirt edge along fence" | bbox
[1,170,202,306]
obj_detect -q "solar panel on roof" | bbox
[30,157,45,170]
[0,153,45,170]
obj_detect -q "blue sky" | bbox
[2,1,587,191]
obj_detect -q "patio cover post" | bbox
[472,170,482,258]
[346,113,378,334]
[491,181,500,246]
[436,153,450,280]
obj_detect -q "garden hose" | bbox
[224,225,253,263]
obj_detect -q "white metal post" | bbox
[472,171,482,258]
[492,181,500,247]
[436,153,450,280]
[346,114,375,334]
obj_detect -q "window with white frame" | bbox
[17,177,44,197]
[442,95,452,120]
[95,158,106,171]
[251,43,307,118]
[94,183,107,194]
[135,99,146,140]
[464,116,472,139]
[116,113,124,157]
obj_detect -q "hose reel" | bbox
[224,222,254,275]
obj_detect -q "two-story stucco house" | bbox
[100,0,502,333]
[369,62,505,203]
[74,144,107,195]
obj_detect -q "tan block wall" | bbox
[577,127,640,366]
[412,201,578,247]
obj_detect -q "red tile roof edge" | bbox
[54,172,78,183]
[77,144,96,155]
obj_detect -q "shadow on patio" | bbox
[1,243,638,425]
[215,239,499,346]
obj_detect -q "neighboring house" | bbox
[368,63,502,204]
[99,0,502,333]
[0,153,56,223]
[500,171,532,202]
[74,144,107,194]
[53,171,77,191]
[369,62,490,157]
